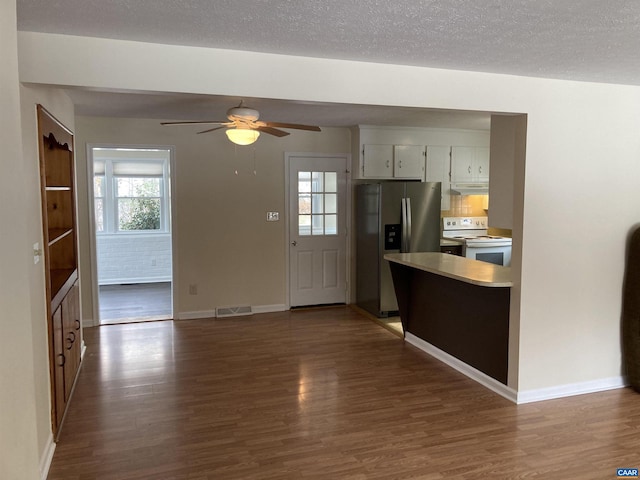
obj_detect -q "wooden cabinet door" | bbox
[362,144,393,178]
[52,305,67,426]
[62,282,80,401]
[393,145,424,179]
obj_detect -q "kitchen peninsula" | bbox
[385,252,512,384]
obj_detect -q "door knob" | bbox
[291,241,297,246]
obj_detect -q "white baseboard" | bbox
[516,376,627,404]
[251,304,287,314]
[404,333,517,403]
[39,433,56,480]
[176,309,217,320]
[178,304,288,320]
[98,277,172,285]
[405,333,627,404]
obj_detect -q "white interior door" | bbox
[288,154,348,307]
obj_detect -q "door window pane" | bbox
[297,170,338,236]
[298,172,311,193]
[298,194,311,214]
[312,194,324,214]
[312,172,323,192]
[312,215,324,235]
[325,172,337,192]
[325,194,337,214]
[325,214,337,235]
[299,214,311,236]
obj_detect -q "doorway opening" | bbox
[89,146,175,324]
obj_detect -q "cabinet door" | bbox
[426,146,451,210]
[62,282,81,401]
[393,145,424,179]
[362,144,393,178]
[52,305,66,426]
[450,146,475,183]
[475,147,490,181]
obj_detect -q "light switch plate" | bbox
[33,242,41,264]
[267,212,279,221]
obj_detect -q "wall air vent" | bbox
[215,305,253,318]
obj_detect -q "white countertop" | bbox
[384,252,512,287]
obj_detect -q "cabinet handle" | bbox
[398,160,402,168]
[66,331,76,349]
[386,160,390,168]
[75,319,81,330]
[58,353,66,367]
[479,166,482,174]
[468,165,471,174]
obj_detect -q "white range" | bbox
[442,216,512,267]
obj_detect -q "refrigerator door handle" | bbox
[401,198,407,252]
[405,197,412,252]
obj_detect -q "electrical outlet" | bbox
[189,284,198,295]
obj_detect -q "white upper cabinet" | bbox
[393,145,425,179]
[425,145,451,210]
[362,144,393,178]
[451,146,490,183]
[361,144,425,180]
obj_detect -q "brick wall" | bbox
[96,233,172,285]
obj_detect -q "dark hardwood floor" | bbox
[49,307,640,479]
[99,282,172,324]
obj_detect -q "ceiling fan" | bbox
[161,102,321,145]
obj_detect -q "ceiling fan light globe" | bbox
[226,129,260,145]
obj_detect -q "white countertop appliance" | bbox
[442,216,512,266]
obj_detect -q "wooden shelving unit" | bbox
[37,105,82,438]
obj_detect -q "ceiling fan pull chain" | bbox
[234,144,239,175]
[253,146,257,176]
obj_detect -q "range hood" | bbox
[450,183,489,195]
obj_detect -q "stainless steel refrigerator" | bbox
[356,182,441,317]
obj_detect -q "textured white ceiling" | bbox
[16,0,640,127]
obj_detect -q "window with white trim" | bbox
[93,149,170,234]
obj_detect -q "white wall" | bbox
[16,32,640,402]
[97,234,172,284]
[0,2,40,478]
[0,2,77,478]
[74,117,351,320]
[17,85,76,478]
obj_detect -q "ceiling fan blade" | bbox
[196,126,226,134]
[263,122,321,132]
[257,126,290,137]
[161,120,227,126]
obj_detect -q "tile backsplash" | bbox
[441,194,513,237]
[442,194,488,217]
